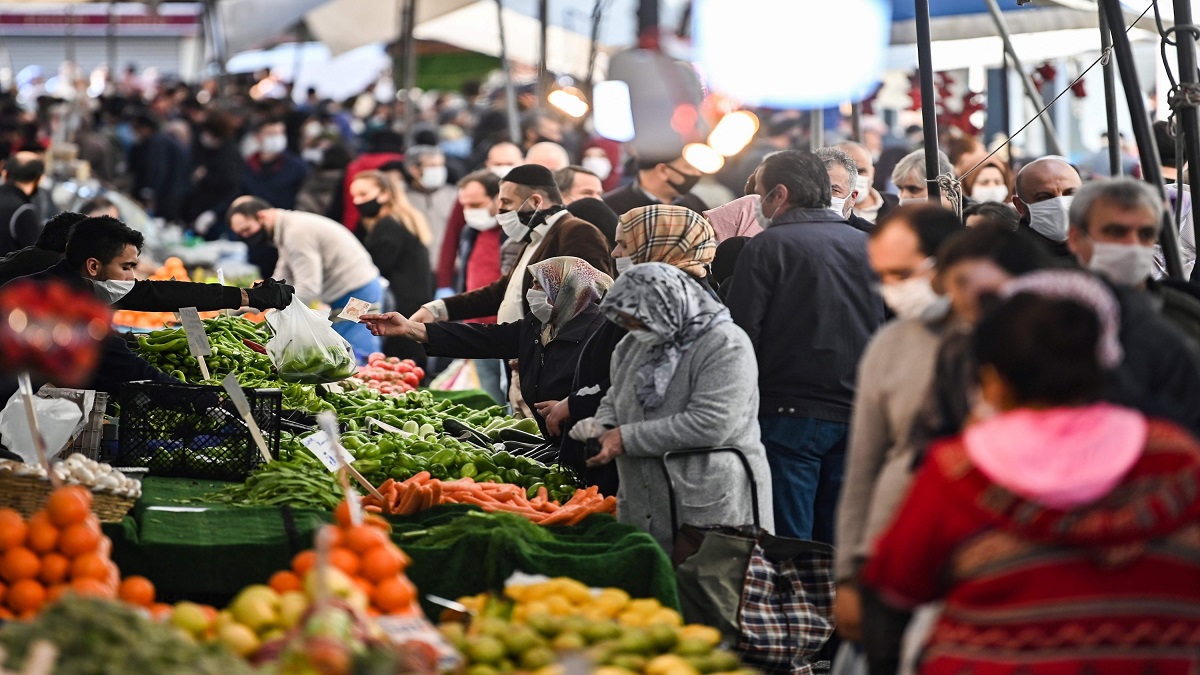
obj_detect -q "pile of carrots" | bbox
[362,472,616,526]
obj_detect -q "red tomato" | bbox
[413,367,425,381]
[402,372,419,387]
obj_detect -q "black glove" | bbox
[245,278,294,311]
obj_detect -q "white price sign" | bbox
[301,430,356,472]
[179,306,212,380]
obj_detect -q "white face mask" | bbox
[497,197,532,240]
[421,165,448,190]
[829,196,847,216]
[631,329,663,345]
[582,156,613,181]
[754,189,781,229]
[260,134,287,156]
[1087,242,1156,286]
[526,288,553,323]
[854,175,872,204]
[464,207,497,231]
[301,147,324,165]
[490,165,515,178]
[1026,195,1073,242]
[879,276,940,320]
[971,185,1010,204]
[898,197,924,206]
[614,256,634,274]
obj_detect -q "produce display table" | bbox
[102,478,679,613]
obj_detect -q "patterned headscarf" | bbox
[1001,270,1123,368]
[618,205,717,278]
[527,256,613,341]
[600,262,732,409]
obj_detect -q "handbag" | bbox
[662,449,836,675]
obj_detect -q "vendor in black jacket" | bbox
[361,256,612,440]
[8,215,293,395]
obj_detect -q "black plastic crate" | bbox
[116,381,282,481]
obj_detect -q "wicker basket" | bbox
[0,473,136,523]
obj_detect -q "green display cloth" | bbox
[426,388,499,410]
[102,478,679,613]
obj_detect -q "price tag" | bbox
[317,411,384,504]
[367,416,411,436]
[337,297,372,323]
[375,616,463,671]
[217,268,229,317]
[221,373,272,462]
[301,430,355,472]
[180,307,212,380]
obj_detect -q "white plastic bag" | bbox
[0,390,84,464]
[266,297,357,383]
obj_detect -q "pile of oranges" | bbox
[270,501,421,618]
[0,486,157,619]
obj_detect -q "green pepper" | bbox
[459,462,478,479]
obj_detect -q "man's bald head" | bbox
[836,141,875,195]
[1013,157,1082,220]
[486,142,524,168]
[3,151,45,190]
[525,142,571,171]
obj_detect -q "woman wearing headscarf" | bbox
[862,270,1200,674]
[361,256,610,439]
[704,194,765,243]
[534,205,719,493]
[569,263,774,551]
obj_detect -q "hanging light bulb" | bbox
[707,111,760,156]
[683,143,725,174]
[548,86,589,119]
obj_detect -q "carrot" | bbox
[390,486,404,514]
[419,486,435,511]
[429,481,443,506]
[379,478,396,493]
[538,506,585,526]
[397,484,421,515]
[408,471,432,486]
[565,510,592,526]
[364,505,383,514]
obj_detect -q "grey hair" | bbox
[816,147,860,194]
[404,145,444,168]
[891,148,954,186]
[1068,178,1164,234]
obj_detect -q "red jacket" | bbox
[863,419,1200,675]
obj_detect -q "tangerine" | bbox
[292,550,317,576]
[7,579,45,614]
[333,501,353,527]
[26,513,58,554]
[45,486,92,528]
[70,577,114,599]
[0,547,39,583]
[46,584,68,603]
[328,547,360,576]
[117,576,156,607]
[269,570,302,594]
[343,526,388,554]
[371,576,416,613]
[361,546,402,583]
[58,523,101,558]
[69,553,109,581]
[0,509,27,550]
[38,553,70,585]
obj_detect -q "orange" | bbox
[45,486,92,528]
[343,526,388,554]
[352,576,375,598]
[26,513,58,554]
[69,553,109,581]
[269,570,302,594]
[333,501,353,527]
[0,509,27,550]
[361,547,402,583]
[38,553,70,585]
[371,575,416,613]
[0,580,6,605]
[58,523,101,558]
[70,577,114,599]
[0,547,39,583]
[292,550,317,576]
[118,576,156,607]
[0,607,11,620]
[328,547,360,577]
[149,603,173,620]
[46,584,68,603]
[7,579,46,614]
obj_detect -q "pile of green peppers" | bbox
[276,345,356,384]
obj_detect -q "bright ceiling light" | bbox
[548,87,589,119]
[707,111,760,157]
[683,143,725,174]
[592,80,635,142]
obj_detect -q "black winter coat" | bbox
[424,306,606,438]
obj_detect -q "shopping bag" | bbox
[428,359,482,392]
[265,296,357,384]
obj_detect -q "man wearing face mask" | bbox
[485,141,524,179]
[727,150,886,544]
[554,166,606,205]
[402,145,457,275]
[241,120,309,211]
[816,147,874,234]
[411,164,613,327]
[836,141,898,225]
[890,149,956,209]
[452,171,505,323]
[1012,156,1082,259]
[1068,178,1200,347]
[603,155,709,217]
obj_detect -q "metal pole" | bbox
[108,3,118,84]
[811,109,824,150]
[65,5,76,67]
[496,0,521,144]
[1100,5,1121,176]
[983,0,1064,156]
[1101,0,1184,278]
[850,102,862,143]
[1172,0,1200,267]
[538,0,549,109]
[402,0,418,148]
[1001,49,1012,148]
[914,0,942,203]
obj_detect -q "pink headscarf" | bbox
[704,195,764,243]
